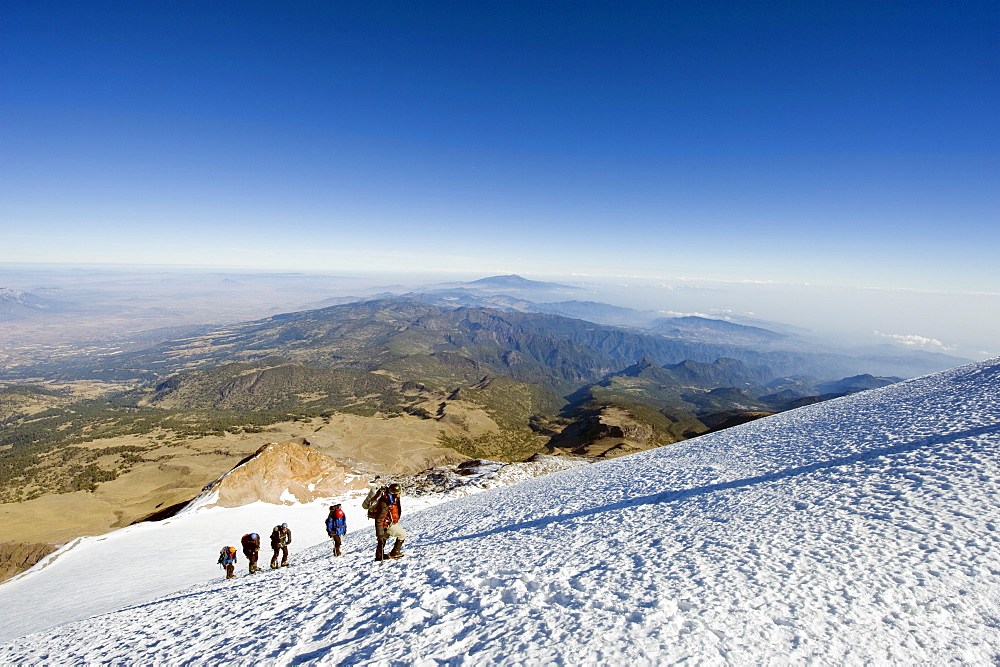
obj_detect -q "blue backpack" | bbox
[327,510,347,535]
[218,546,237,566]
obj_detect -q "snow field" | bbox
[0,490,451,643]
[2,358,999,664]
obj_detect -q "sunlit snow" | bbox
[2,358,999,664]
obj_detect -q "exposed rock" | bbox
[378,454,592,498]
[701,410,775,433]
[548,406,663,458]
[0,541,57,583]
[201,441,369,508]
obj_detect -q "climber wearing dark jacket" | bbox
[241,532,261,573]
[372,484,405,562]
[270,523,292,568]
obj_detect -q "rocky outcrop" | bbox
[203,441,369,508]
[0,541,57,583]
[548,406,664,458]
[700,410,775,433]
[382,455,592,497]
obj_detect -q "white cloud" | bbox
[874,332,956,351]
[657,310,755,322]
[657,310,714,318]
[860,285,1000,297]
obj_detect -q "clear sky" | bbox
[2,1,998,354]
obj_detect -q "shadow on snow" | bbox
[427,422,1000,547]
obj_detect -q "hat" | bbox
[281,523,288,528]
[388,483,401,493]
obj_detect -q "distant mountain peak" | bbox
[615,355,671,380]
[469,274,534,286]
[634,356,658,371]
[465,275,580,290]
[0,287,65,315]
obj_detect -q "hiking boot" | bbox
[281,562,289,567]
[270,564,278,569]
[387,553,405,559]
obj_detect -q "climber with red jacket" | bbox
[368,483,405,562]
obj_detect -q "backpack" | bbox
[218,546,237,566]
[362,486,385,518]
[272,525,290,546]
[327,509,347,535]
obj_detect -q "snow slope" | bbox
[0,491,456,644]
[3,358,1000,664]
[0,458,587,644]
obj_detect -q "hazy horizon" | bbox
[2,262,996,362]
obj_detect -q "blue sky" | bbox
[2,3,998,296]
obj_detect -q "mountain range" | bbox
[0,277,969,580]
[0,288,73,318]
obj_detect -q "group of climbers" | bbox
[215,482,407,578]
[217,523,292,578]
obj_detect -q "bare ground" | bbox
[0,407,498,547]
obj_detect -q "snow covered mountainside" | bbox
[3,358,1000,663]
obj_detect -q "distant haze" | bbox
[572,276,998,361]
[1,264,995,362]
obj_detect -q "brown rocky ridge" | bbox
[194,441,371,509]
[548,406,667,458]
[0,542,57,583]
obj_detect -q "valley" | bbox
[0,273,966,581]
